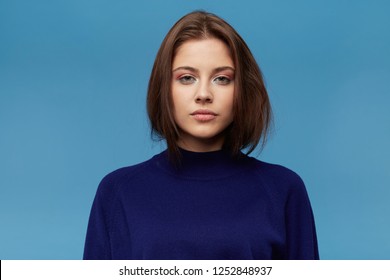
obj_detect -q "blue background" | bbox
[1,0,389,259]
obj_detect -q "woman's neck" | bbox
[176,136,225,152]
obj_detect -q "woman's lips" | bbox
[190,109,218,121]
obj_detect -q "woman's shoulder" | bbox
[245,156,306,190]
[243,157,313,208]
[96,153,161,195]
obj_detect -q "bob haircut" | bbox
[147,10,272,162]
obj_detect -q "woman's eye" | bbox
[213,76,231,85]
[178,75,196,84]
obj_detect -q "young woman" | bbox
[83,11,319,260]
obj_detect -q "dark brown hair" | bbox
[147,10,272,162]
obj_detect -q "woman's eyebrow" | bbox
[172,66,235,74]
[212,66,235,74]
[172,66,199,73]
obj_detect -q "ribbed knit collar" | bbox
[154,148,249,180]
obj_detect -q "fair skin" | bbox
[171,38,235,152]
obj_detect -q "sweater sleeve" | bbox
[83,175,117,260]
[284,175,319,259]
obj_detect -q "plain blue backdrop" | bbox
[1,0,389,259]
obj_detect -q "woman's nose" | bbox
[195,82,213,103]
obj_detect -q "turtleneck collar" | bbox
[154,148,249,180]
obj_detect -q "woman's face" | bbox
[171,38,235,152]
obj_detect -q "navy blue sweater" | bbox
[83,149,319,259]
